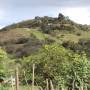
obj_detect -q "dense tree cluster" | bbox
[20,44,90,90]
[0,43,90,90]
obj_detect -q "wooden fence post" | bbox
[15,67,19,90]
[46,79,49,90]
[11,75,14,90]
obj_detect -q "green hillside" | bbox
[0,13,90,90]
[0,13,90,58]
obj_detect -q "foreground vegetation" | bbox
[0,86,40,90]
[0,44,90,90]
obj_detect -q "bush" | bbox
[76,32,81,36]
[15,38,29,44]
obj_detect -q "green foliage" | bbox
[0,13,90,90]
[0,48,16,79]
[21,44,90,89]
[0,48,8,76]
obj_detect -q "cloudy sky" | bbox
[0,0,90,28]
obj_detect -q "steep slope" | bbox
[0,28,55,57]
[0,13,90,58]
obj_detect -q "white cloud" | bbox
[0,9,5,20]
[60,7,90,24]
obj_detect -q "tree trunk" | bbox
[61,86,64,90]
[79,79,83,90]
[72,79,75,90]
[46,79,49,90]
[50,80,54,90]
[84,84,87,90]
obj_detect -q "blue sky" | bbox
[0,0,90,28]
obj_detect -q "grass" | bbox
[54,30,90,43]
[30,30,46,40]
[0,86,42,90]
[21,28,46,40]
[1,27,90,44]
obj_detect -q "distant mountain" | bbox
[0,13,90,58]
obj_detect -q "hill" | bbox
[0,13,90,58]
